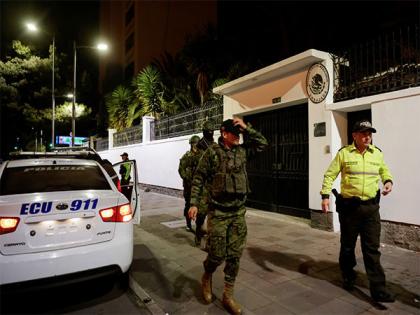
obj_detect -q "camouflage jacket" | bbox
[190,124,268,210]
[197,136,213,151]
[195,137,215,214]
[178,149,202,187]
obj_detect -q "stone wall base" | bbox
[310,209,420,251]
[139,183,183,198]
[381,220,420,251]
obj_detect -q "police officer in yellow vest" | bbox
[321,120,395,303]
[119,152,132,201]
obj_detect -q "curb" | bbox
[128,273,168,315]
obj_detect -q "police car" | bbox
[0,150,140,288]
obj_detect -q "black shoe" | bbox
[342,277,355,291]
[371,290,395,303]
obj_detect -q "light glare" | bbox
[0,218,18,229]
[97,43,108,51]
[119,204,131,216]
[100,209,114,218]
[26,22,38,32]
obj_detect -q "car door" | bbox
[113,160,141,224]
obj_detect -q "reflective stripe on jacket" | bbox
[120,162,131,181]
[321,143,393,200]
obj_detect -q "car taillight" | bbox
[117,179,122,192]
[99,204,132,222]
[0,217,20,235]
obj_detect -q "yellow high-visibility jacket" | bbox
[321,143,393,200]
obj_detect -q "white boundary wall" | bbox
[99,135,191,190]
[327,87,420,225]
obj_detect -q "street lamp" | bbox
[71,41,108,146]
[25,22,55,149]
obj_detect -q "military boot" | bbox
[222,282,242,315]
[201,272,213,304]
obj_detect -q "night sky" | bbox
[2,1,419,68]
[1,0,99,58]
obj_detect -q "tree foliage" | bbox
[105,85,141,131]
[132,65,168,118]
[104,24,254,130]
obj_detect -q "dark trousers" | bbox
[183,190,192,228]
[338,202,386,291]
[121,179,132,201]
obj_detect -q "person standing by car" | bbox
[178,135,201,232]
[119,152,132,200]
[320,120,395,303]
[189,117,267,315]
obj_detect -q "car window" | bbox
[0,165,111,195]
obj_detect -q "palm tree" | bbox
[132,65,170,118]
[105,85,140,131]
[152,52,197,111]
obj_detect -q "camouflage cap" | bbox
[220,119,241,136]
[202,121,215,132]
[189,135,200,144]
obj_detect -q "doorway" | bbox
[245,104,309,218]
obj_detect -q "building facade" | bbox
[98,48,420,251]
[99,0,217,94]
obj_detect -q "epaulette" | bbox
[338,145,348,152]
[374,145,382,152]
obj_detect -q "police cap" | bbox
[352,120,376,133]
[189,135,200,144]
[220,119,241,136]
[120,152,128,157]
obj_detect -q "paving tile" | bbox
[252,302,294,315]
[260,279,311,301]
[301,298,366,315]
[277,290,332,313]
[235,286,272,311]
[131,191,420,315]
[296,276,347,298]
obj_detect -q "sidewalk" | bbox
[130,191,420,315]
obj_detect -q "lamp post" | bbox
[72,41,76,146]
[25,22,55,148]
[71,42,108,146]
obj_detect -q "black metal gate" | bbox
[245,104,309,218]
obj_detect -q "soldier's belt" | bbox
[209,203,238,212]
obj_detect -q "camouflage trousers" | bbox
[203,206,247,284]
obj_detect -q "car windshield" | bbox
[0,165,111,195]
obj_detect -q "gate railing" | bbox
[113,123,143,147]
[333,25,420,102]
[95,137,109,151]
[151,100,223,140]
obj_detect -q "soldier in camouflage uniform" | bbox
[189,117,267,315]
[178,135,201,231]
[194,121,216,246]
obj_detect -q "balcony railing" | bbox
[333,25,419,102]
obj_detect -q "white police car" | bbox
[0,151,140,288]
